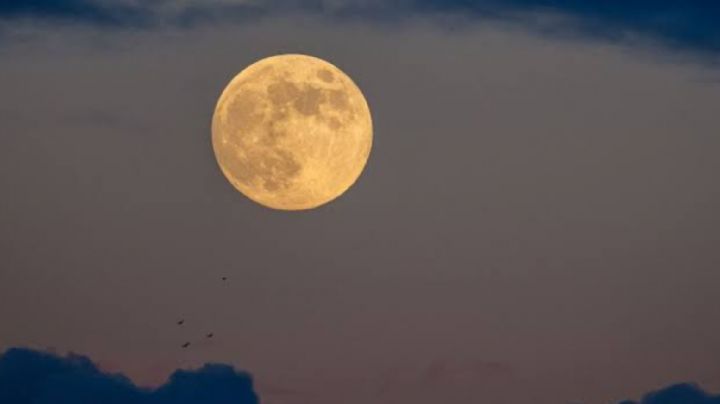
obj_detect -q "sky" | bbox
[1,1,720,403]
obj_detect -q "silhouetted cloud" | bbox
[0,347,259,404]
[620,383,720,404]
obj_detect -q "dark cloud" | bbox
[411,0,720,58]
[620,383,720,404]
[1,0,719,58]
[0,0,154,27]
[0,347,259,404]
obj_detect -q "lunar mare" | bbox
[212,54,373,210]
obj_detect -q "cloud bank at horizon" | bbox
[2,347,719,404]
[0,347,258,404]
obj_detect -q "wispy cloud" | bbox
[2,1,719,59]
[410,1,720,59]
[0,0,154,27]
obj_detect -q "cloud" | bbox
[1,0,719,59]
[0,0,269,28]
[0,347,259,404]
[620,383,720,404]
[410,1,720,58]
[0,0,154,27]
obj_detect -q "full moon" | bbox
[212,54,373,210]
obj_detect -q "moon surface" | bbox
[212,54,373,210]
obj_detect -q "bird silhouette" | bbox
[177,319,185,325]
[206,333,214,338]
[221,277,227,281]
[181,342,190,348]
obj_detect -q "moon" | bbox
[211,54,373,210]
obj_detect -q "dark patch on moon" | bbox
[226,90,265,133]
[267,80,300,105]
[293,86,324,116]
[317,69,334,83]
[264,109,290,143]
[258,149,302,192]
[328,89,349,110]
[222,146,302,193]
[328,117,342,130]
[267,79,327,116]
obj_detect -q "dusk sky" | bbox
[1,2,720,404]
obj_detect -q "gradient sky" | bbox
[1,2,720,403]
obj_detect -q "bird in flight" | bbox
[181,342,190,348]
[221,277,227,281]
[177,319,185,325]
[206,333,214,338]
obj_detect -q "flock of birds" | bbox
[177,276,227,349]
